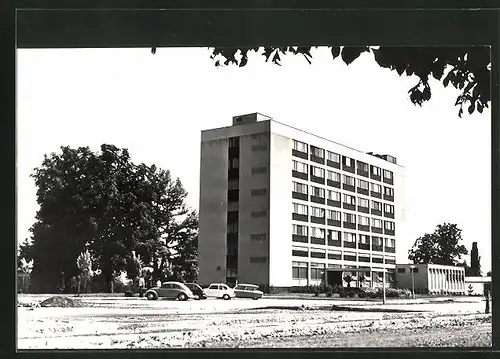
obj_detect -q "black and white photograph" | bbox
[15,10,494,350]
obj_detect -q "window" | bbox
[411,267,419,273]
[251,188,267,196]
[385,238,395,247]
[293,224,308,236]
[293,181,308,194]
[311,166,325,178]
[384,221,395,231]
[328,230,341,240]
[358,161,369,172]
[371,200,382,211]
[371,183,382,193]
[359,234,370,244]
[372,166,381,176]
[372,218,382,228]
[327,190,341,201]
[328,250,342,260]
[292,261,308,279]
[310,262,326,280]
[344,156,353,167]
[310,186,325,198]
[358,215,370,226]
[327,170,341,182]
[343,213,356,224]
[343,174,355,186]
[357,179,369,190]
[208,284,218,290]
[310,248,326,259]
[227,222,238,233]
[327,209,341,221]
[327,151,340,162]
[250,233,266,242]
[293,203,308,215]
[343,232,356,242]
[228,137,239,148]
[384,186,394,197]
[384,204,394,214]
[251,210,266,218]
[358,197,369,207]
[230,157,240,168]
[383,169,393,180]
[293,160,308,174]
[311,206,325,218]
[310,227,325,238]
[310,146,325,158]
[251,166,267,174]
[293,140,308,153]
[343,194,356,205]
[397,268,406,273]
[227,201,238,211]
[292,246,309,257]
[251,144,267,152]
[228,179,239,190]
[372,236,383,246]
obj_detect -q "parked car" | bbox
[204,283,236,300]
[184,283,207,300]
[233,284,264,300]
[144,281,196,301]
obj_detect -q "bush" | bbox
[357,290,367,298]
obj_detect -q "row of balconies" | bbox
[292,248,396,264]
[292,148,394,185]
[292,234,395,253]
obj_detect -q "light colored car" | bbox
[144,281,196,301]
[204,283,236,300]
[233,284,264,300]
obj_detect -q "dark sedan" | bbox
[184,283,208,300]
[233,284,264,300]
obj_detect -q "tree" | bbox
[470,242,482,276]
[487,271,492,277]
[408,223,468,266]
[343,274,355,288]
[28,144,198,293]
[203,46,490,118]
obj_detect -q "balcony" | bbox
[371,227,383,234]
[358,205,369,214]
[372,245,383,252]
[327,179,341,188]
[343,184,356,192]
[310,216,326,225]
[343,241,356,249]
[292,170,308,180]
[310,175,325,185]
[384,194,394,202]
[292,234,308,243]
[358,224,370,232]
[358,243,370,250]
[327,219,341,227]
[357,166,369,178]
[311,237,326,245]
[311,252,326,259]
[292,249,308,257]
[310,195,325,205]
[385,247,396,253]
[326,159,340,169]
[371,191,382,199]
[384,211,395,219]
[359,256,370,263]
[343,202,356,211]
[292,213,308,222]
[327,199,341,208]
[357,187,369,196]
[327,239,341,247]
[372,257,383,263]
[371,208,382,216]
[310,154,325,165]
[342,163,355,174]
[292,149,308,160]
[328,253,341,260]
[343,255,356,262]
[343,222,356,230]
[384,228,395,236]
[383,176,394,185]
[292,192,308,201]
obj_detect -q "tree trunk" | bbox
[77,276,81,296]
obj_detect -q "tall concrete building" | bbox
[198,113,405,289]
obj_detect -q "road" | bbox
[17,295,491,349]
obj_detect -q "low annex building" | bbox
[395,263,466,295]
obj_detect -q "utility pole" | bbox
[382,268,386,305]
[410,265,416,299]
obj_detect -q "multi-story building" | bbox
[198,113,405,289]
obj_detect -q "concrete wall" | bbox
[198,138,228,286]
[269,130,294,287]
[395,264,429,292]
[237,132,271,285]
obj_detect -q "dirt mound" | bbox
[40,296,84,308]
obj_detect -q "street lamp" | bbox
[410,265,416,299]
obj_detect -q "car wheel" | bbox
[252,296,259,300]
[223,294,230,300]
[146,292,157,300]
[177,293,188,301]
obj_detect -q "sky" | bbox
[17,47,491,273]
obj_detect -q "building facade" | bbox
[198,113,405,289]
[395,263,466,295]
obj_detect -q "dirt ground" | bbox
[17,295,492,349]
